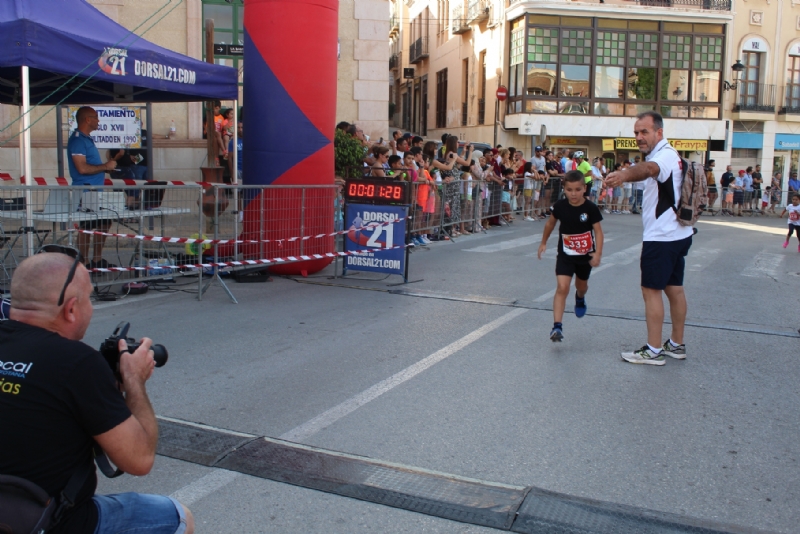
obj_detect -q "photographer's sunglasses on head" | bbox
[37,245,84,306]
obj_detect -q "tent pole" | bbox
[146,102,153,181]
[232,102,238,184]
[21,66,34,257]
[56,105,64,178]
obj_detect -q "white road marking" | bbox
[532,263,614,303]
[686,248,721,272]
[742,252,784,278]
[279,308,529,442]
[697,220,787,235]
[170,469,240,506]
[94,290,175,310]
[464,234,541,253]
[602,243,641,265]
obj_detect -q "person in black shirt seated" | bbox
[0,250,194,534]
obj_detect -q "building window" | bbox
[436,69,448,129]
[785,55,800,112]
[510,17,725,119]
[740,51,762,109]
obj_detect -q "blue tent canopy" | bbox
[0,0,238,105]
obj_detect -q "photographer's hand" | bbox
[93,338,158,476]
[118,337,155,388]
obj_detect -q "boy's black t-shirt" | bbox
[550,198,603,262]
[0,320,132,533]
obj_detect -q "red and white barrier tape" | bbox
[86,244,410,273]
[2,175,214,188]
[73,216,412,246]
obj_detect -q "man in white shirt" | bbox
[605,111,693,366]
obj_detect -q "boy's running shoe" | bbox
[782,241,788,248]
[661,340,686,359]
[621,346,665,366]
[574,293,587,318]
[549,326,563,342]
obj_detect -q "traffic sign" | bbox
[496,85,508,101]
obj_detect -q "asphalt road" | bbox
[90,212,800,533]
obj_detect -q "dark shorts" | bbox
[708,186,717,194]
[789,224,799,235]
[556,255,592,281]
[640,236,692,290]
[733,191,744,205]
[78,217,112,231]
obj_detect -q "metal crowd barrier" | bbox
[0,183,338,297]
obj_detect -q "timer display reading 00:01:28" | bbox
[347,182,403,201]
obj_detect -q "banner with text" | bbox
[68,106,142,149]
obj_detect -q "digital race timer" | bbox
[343,179,410,205]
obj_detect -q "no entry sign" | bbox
[496,85,508,101]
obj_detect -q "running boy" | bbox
[779,193,800,251]
[538,170,604,341]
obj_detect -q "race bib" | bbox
[562,231,594,256]
[790,210,799,222]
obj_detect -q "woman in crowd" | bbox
[369,145,390,177]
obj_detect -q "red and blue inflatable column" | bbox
[237,0,338,275]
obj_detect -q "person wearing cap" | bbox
[574,151,592,197]
[732,170,746,216]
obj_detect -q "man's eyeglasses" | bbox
[37,245,84,306]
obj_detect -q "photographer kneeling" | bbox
[0,249,193,533]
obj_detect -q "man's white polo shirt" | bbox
[641,139,694,242]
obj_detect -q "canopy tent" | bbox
[0,0,238,104]
[0,0,239,255]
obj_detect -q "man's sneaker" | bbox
[661,340,686,360]
[621,345,665,366]
[574,293,587,318]
[420,235,431,244]
[525,216,535,221]
[550,326,563,342]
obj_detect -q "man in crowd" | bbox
[68,106,117,268]
[574,151,592,195]
[743,166,754,213]
[605,111,693,366]
[705,159,717,212]
[788,171,800,192]
[720,164,734,215]
[0,251,194,533]
[751,164,763,213]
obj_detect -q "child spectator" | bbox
[501,168,515,223]
[762,187,771,213]
[779,193,800,251]
[221,108,235,158]
[537,170,604,342]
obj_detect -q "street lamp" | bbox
[723,60,746,91]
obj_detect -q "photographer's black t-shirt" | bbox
[550,198,603,262]
[0,320,131,533]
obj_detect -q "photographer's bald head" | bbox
[9,253,94,341]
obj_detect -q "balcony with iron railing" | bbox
[389,54,400,70]
[732,83,776,114]
[451,5,469,34]
[779,85,800,116]
[409,37,429,64]
[467,0,490,22]
[478,98,486,125]
[508,0,730,10]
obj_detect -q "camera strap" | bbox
[93,444,124,479]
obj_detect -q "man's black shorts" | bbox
[555,255,592,281]
[640,236,692,289]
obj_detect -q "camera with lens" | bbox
[99,322,168,381]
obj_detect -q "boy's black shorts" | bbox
[555,255,592,281]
